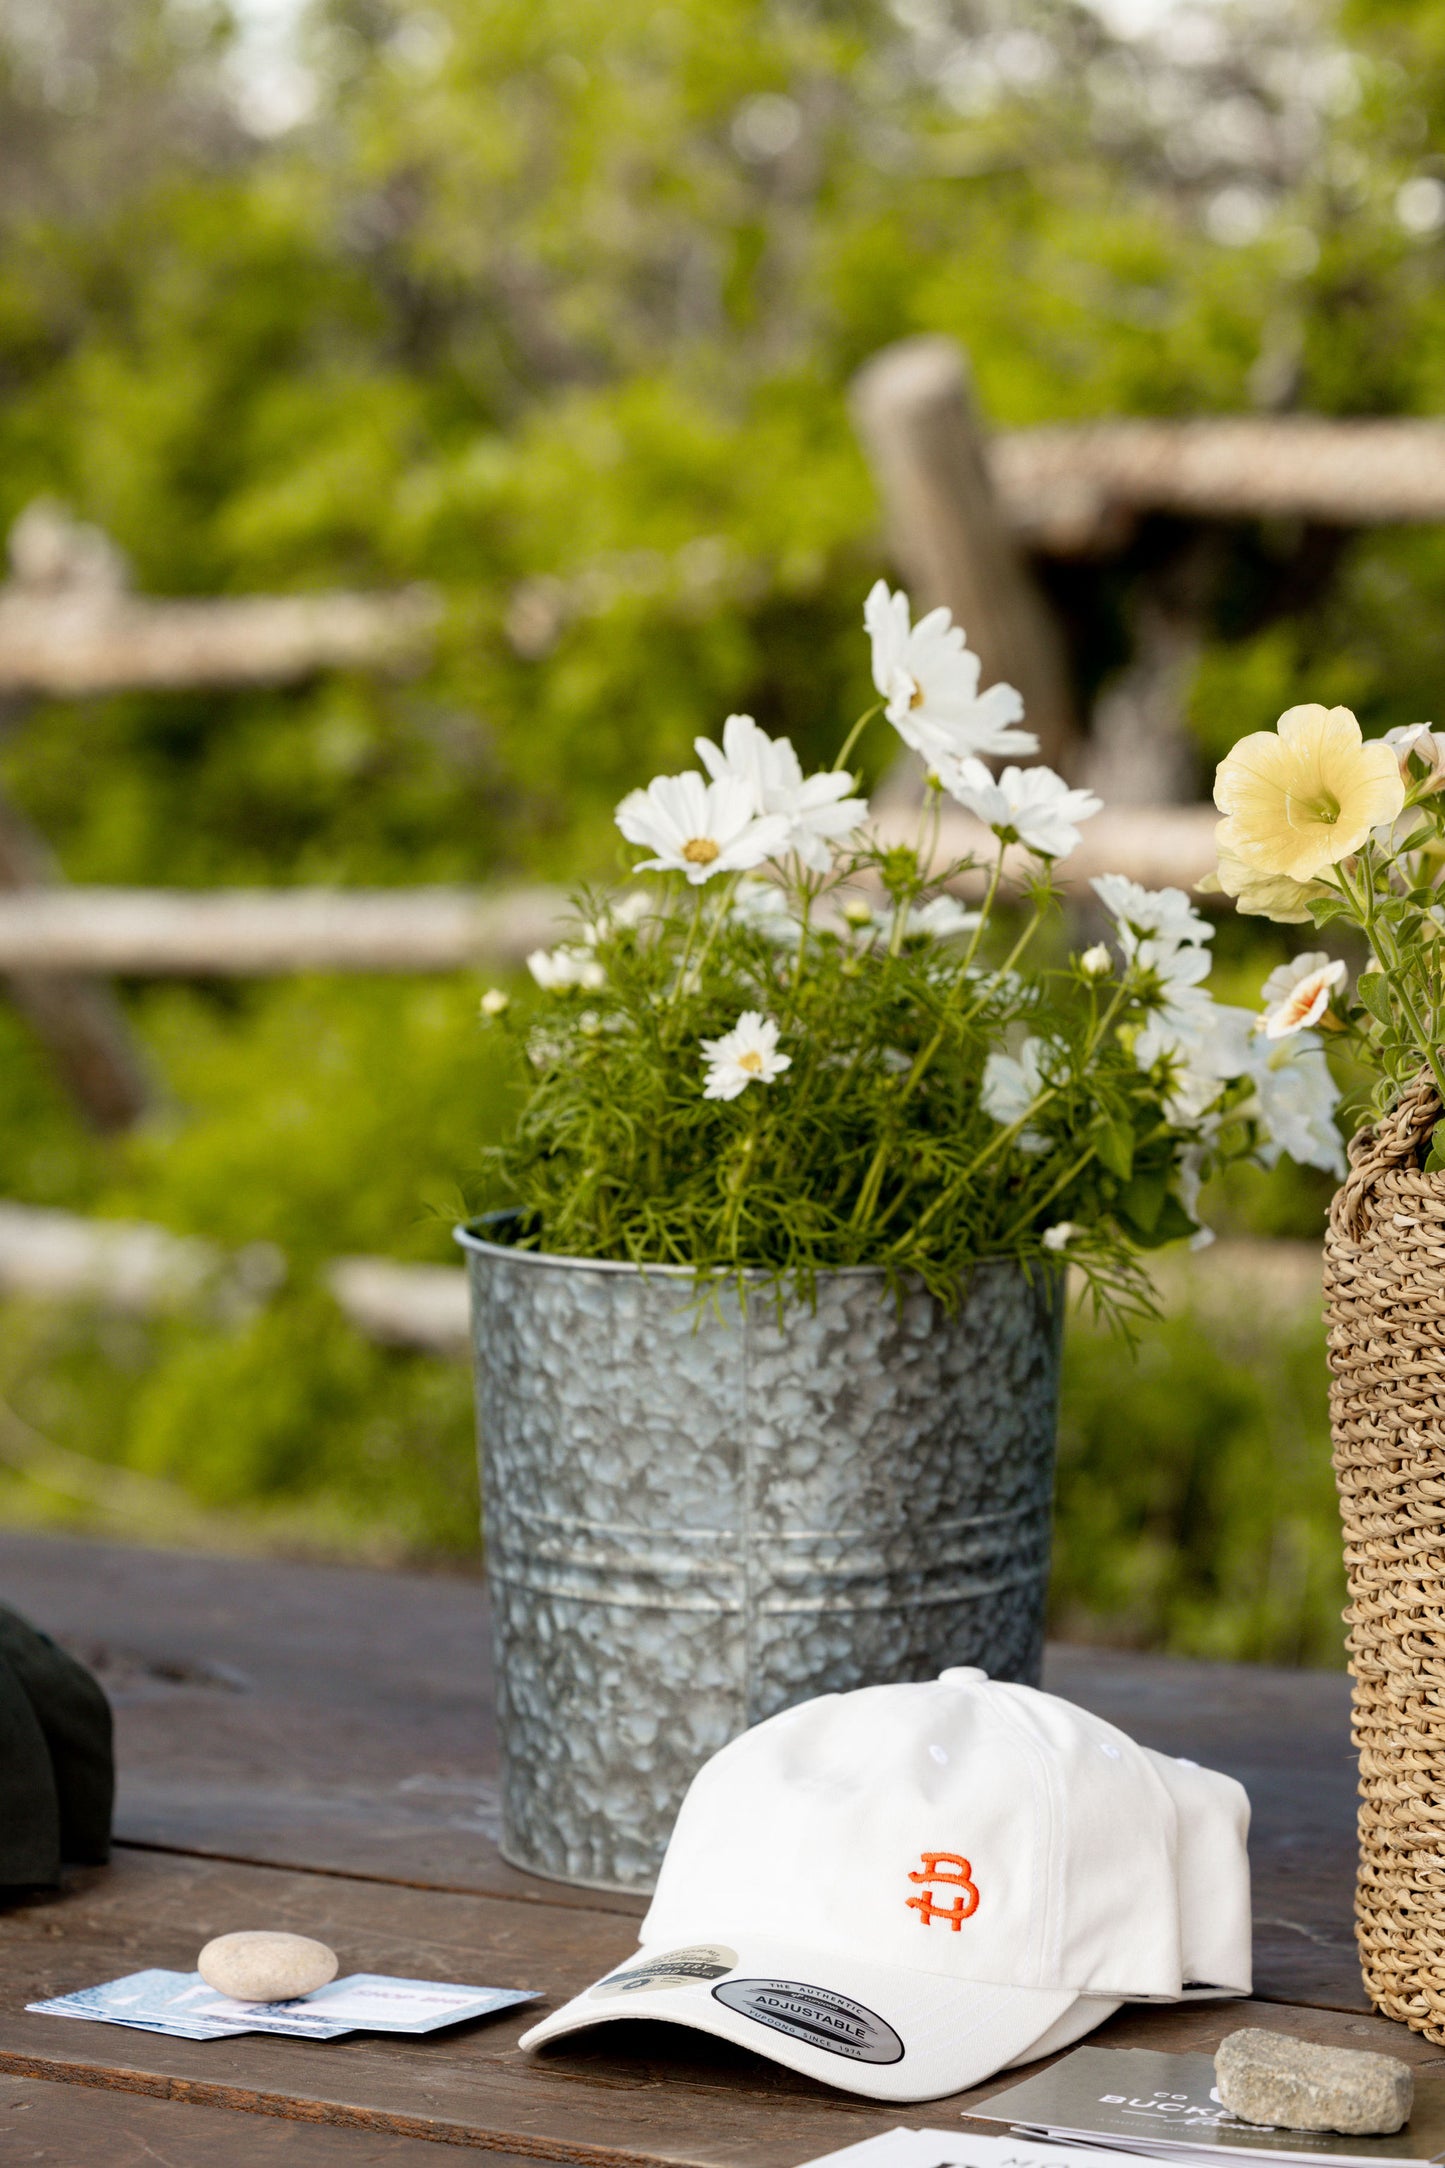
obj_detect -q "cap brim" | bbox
[519,1932,1085,2103]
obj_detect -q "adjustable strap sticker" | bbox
[712,1978,904,2065]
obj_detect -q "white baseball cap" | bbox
[521,1667,1250,2102]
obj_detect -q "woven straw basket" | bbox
[1325,1071,1445,2040]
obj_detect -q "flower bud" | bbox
[480,989,510,1017]
[841,897,875,928]
[1079,943,1112,978]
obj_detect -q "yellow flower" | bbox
[1213,704,1404,882]
[1197,846,1335,924]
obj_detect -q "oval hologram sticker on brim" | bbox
[590,1945,739,1999]
[711,1978,904,2065]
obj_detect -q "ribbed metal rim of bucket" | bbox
[453,1213,1029,1283]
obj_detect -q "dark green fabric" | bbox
[0,1605,112,1886]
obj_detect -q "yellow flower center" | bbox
[1286,787,1341,830]
[909,677,925,710]
[682,836,720,866]
[738,1050,764,1074]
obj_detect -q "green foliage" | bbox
[1,0,1439,1654]
[9,0,1445,887]
[1054,1265,1345,1665]
[482,714,1320,1318]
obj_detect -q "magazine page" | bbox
[970,2049,1445,2168]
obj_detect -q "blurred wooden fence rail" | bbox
[0,502,442,1130]
[0,500,439,699]
[991,415,1445,552]
[851,336,1445,797]
[0,1199,1319,1362]
[0,1200,470,1357]
[0,885,569,976]
[0,584,439,700]
[0,807,1220,976]
[7,362,1438,1117]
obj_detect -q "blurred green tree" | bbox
[0,0,1440,1635]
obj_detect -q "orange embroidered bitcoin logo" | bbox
[906,1851,980,1929]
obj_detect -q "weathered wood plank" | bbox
[0,1534,1358,1991]
[990,416,1445,554]
[0,587,439,700]
[0,1533,644,1920]
[0,2070,547,2163]
[851,337,1079,773]
[0,1852,1419,2167]
[0,886,567,976]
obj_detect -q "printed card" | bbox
[29,1968,537,2044]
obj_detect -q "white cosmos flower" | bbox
[1200,1007,1344,1175]
[979,1036,1057,1152]
[1251,1038,1345,1177]
[1042,1221,1081,1251]
[730,876,797,943]
[941,758,1103,860]
[696,714,868,873]
[864,581,1037,765]
[700,1011,792,1101]
[1143,938,1214,1039]
[582,890,653,943]
[1258,952,1347,1039]
[905,894,982,939]
[615,772,790,884]
[527,944,606,992]
[1142,1002,1345,1179]
[1091,875,1212,958]
[865,893,983,945]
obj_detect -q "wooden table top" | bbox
[0,1532,1405,2167]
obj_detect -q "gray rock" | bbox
[1215,2029,1413,2136]
[197,1930,338,2003]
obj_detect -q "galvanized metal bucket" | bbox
[455,1223,1063,1894]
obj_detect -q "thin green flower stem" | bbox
[1341,856,1445,1103]
[961,842,1007,973]
[669,883,707,1014]
[952,900,1046,1036]
[832,702,883,775]
[722,1125,759,1257]
[999,1142,1100,1245]
[1080,975,1131,1063]
[888,1087,1063,1252]
[790,874,816,994]
[852,865,1056,1234]
[689,875,739,986]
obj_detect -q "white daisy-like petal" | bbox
[699,1010,792,1101]
[1251,1038,1345,1177]
[979,1036,1057,1152]
[941,759,1102,860]
[864,580,1036,764]
[1091,875,1212,957]
[615,771,790,884]
[865,893,983,946]
[582,890,653,944]
[730,877,797,943]
[697,714,867,872]
[527,944,607,992]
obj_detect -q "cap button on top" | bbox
[938,1666,989,1685]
